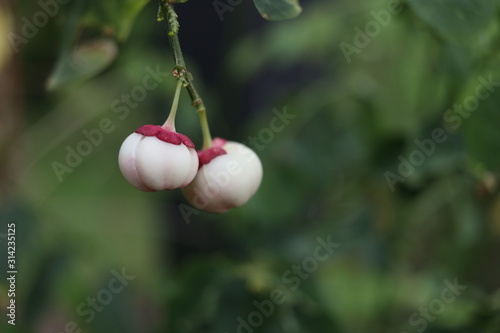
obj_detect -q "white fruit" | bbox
[183,140,263,213]
[118,129,198,191]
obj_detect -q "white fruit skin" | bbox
[118,133,199,191]
[180,148,199,188]
[118,133,150,191]
[183,141,263,213]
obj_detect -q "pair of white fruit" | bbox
[118,125,263,213]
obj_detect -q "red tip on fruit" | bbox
[136,125,162,136]
[135,125,196,147]
[198,147,227,167]
[213,137,227,148]
[156,130,182,145]
[176,133,195,149]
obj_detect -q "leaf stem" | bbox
[159,0,213,149]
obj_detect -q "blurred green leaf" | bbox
[46,38,118,90]
[409,0,498,45]
[253,0,302,21]
[82,0,151,41]
[461,70,500,170]
[47,0,149,90]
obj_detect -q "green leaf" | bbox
[461,63,500,170]
[82,0,150,41]
[46,0,149,90]
[253,0,302,21]
[408,0,498,45]
[46,38,118,90]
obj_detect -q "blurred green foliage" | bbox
[1,0,500,333]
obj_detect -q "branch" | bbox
[159,0,213,149]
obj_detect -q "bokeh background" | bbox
[1,0,500,332]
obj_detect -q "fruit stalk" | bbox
[163,78,184,131]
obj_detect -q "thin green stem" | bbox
[159,0,213,149]
[162,78,184,131]
[199,109,213,150]
[164,4,185,68]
